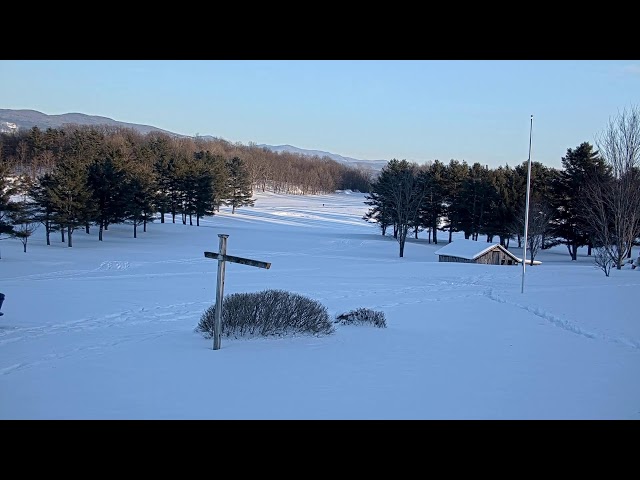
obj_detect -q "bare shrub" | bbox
[335,308,387,328]
[594,246,615,277]
[195,289,334,339]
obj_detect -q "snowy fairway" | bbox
[1,191,639,419]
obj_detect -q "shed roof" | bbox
[434,239,521,262]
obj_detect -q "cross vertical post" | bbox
[213,234,229,350]
[204,234,270,350]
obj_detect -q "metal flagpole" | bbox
[521,115,533,294]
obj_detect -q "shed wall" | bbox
[437,248,517,265]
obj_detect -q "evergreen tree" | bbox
[365,160,401,238]
[192,165,215,226]
[420,160,447,244]
[166,152,188,224]
[28,173,60,246]
[208,153,229,213]
[226,156,255,214]
[192,151,225,225]
[363,187,394,236]
[483,165,518,247]
[408,166,430,239]
[442,159,469,242]
[123,162,157,238]
[176,156,198,225]
[454,162,492,241]
[549,142,609,260]
[149,133,175,224]
[87,152,129,241]
[368,159,428,257]
[47,157,96,247]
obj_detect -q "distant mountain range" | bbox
[256,144,387,170]
[0,109,387,171]
[0,109,175,136]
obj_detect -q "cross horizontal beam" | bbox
[204,251,271,269]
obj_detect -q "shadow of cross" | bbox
[204,234,271,350]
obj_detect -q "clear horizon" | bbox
[1,60,639,169]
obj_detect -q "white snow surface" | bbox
[0,191,639,419]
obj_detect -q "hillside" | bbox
[257,144,388,170]
[0,109,176,136]
[0,108,387,170]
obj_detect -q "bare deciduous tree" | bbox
[583,105,640,271]
[0,158,19,259]
[593,245,615,277]
[9,176,40,253]
[515,199,554,263]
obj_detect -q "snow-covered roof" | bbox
[434,239,520,262]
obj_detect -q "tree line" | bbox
[0,125,373,195]
[1,107,639,276]
[0,124,370,255]
[364,106,640,274]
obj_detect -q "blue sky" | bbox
[1,60,639,169]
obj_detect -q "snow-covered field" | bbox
[1,191,638,419]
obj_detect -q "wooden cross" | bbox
[204,234,271,350]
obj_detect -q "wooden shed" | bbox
[434,239,521,265]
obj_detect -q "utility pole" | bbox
[521,115,533,293]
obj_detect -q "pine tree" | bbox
[191,151,222,225]
[549,142,610,260]
[442,160,469,242]
[366,159,428,258]
[123,162,157,238]
[454,162,493,241]
[483,165,518,247]
[87,152,129,241]
[149,134,176,224]
[226,156,255,214]
[419,160,447,244]
[47,157,96,247]
[29,173,60,246]
[363,187,395,236]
